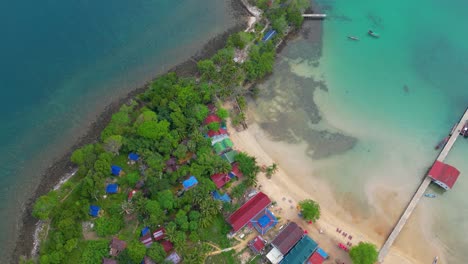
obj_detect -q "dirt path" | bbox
[206,233,256,256]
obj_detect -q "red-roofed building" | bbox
[307,251,325,264]
[153,227,166,241]
[204,114,221,125]
[211,173,231,189]
[207,128,228,138]
[228,192,271,232]
[428,160,460,190]
[249,236,266,253]
[271,222,304,255]
[230,162,243,178]
[161,240,174,253]
[140,233,153,247]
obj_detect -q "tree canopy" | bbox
[299,199,321,222]
[349,242,379,264]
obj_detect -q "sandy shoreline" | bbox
[10,1,249,262]
[227,118,435,264]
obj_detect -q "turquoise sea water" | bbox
[251,0,468,263]
[0,0,236,259]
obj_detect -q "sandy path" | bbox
[227,121,424,264]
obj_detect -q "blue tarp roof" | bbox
[128,153,139,161]
[141,227,150,236]
[316,247,328,259]
[111,165,122,176]
[262,30,277,42]
[106,183,119,194]
[183,176,198,190]
[251,209,278,235]
[89,205,100,217]
[212,191,231,202]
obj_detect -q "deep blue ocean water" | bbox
[0,0,236,258]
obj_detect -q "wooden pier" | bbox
[302,14,327,19]
[378,108,468,263]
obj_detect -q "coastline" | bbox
[11,1,249,262]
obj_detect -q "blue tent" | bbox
[106,183,119,194]
[128,153,139,161]
[141,227,150,236]
[212,191,231,202]
[183,176,198,190]
[262,30,277,42]
[111,165,122,176]
[89,205,100,217]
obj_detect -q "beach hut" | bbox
[212,191,231,203]
[111,165,123,176]
[211,173,231,189]
[228,192,271,233]
[249,235,266,254]
[221,150,238,164]
[152,227,166,241]
[280,236,318,264]
[428,160,460,190]
[109,237,127,257]
[207,128,228,138]
[262,29,276,42]
[165,252,182,264]
[106,183,119,194]
[128,153,140,164]
[182,176,198,190]
[89,205,101,217]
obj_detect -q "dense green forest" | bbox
[28,1,309,263]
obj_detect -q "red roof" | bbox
[128,190,137,201]
[204,114,221,125]
[428,160,460,189]
[140,233,153,247]
[207,128,228,138]
[272,222,304,254]
[161,240,173,253]
[153,227,166,241]
[231,163,243,178]
[249,236,266,253]
[307,251,325,264]
[228,192,271,232]
[211,173,231,188]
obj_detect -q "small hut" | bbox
[109,237,127,257]
[128,153,140,165]
[182,176,198,190]
[89,205,101,217]
[111,165,123,176]
[106,184,119,194]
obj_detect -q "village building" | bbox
[204,114,221,125]
[221,150,238,164]
[229,162,243,178]
[250,208,278,235]
[161,240,174,253]
[212,191,231,203]
[211,173,231,189]
[280,236,318,264]
[428,160,460,190]
[89,205,101,217]
[307,248,328,264]
[142,256,156,264]
[182,176,198,190]
[165,252,182,264]
[266,247,284,264]
[152,227,166,241]
[111,165,123,176]
[128,153,140,164]
[102,258,117,264]
[249,235,266,254]
[109,237,127,257]
[266,222,304,264]
[105,183,119,194]
[227,192,271,233]
[140,227,153,247]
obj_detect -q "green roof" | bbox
[223,138,234,148]
[280,236,318,264]
[222,150,238,163]
[214,142,226,154]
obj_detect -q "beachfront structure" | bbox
[249,235,266,254]
[212,191,231,202]
[111,165,123,176]
[266,247,284,264]
[250,208,278,235]
[89,205,101,217]
[182,176,198,190]
[165,252,182,264]
[272,222,304,255]
[229,162,243,178]
[109,237,127,257]
[228,192,271,232]
[152,227,166,241]
[428,160,460,190]
[105,183,119,194]
[262,29,277,42]
[307,248,328,264]
[221,150,238,164]
[280,236,318,264]
[211,173,231,189]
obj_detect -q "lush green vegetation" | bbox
[299,199,321,222]
[349,242,379,264]
[30,1,311,263]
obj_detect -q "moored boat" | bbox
[348,36,359,41]
[368,30,380,38]
[425,193,436,198]
[460,121,468,137]
[435,137,449,150]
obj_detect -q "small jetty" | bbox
[302,13,327,19]
[378,107,468,263]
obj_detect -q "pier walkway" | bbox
[378,108,468,263]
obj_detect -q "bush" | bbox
[299,199,320,222]
[349,242,379,264]
[94,214,124,236]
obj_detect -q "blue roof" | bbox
[262,30,277,42]
[183,176,198,190]
[128,153,139,161]
[316,247,328,259]
[212,191,231,202]
[89,205,100,217]
[106,183,119,194]
[251,209,278,235]
[141,227,150,236]
[111,165,122,176]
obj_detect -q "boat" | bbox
[425,193,436,198]
[368,30,380,38]
[435,137,449,150]
[348,36,359,41]
[433,256,438,264]
[460,121,468,137]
